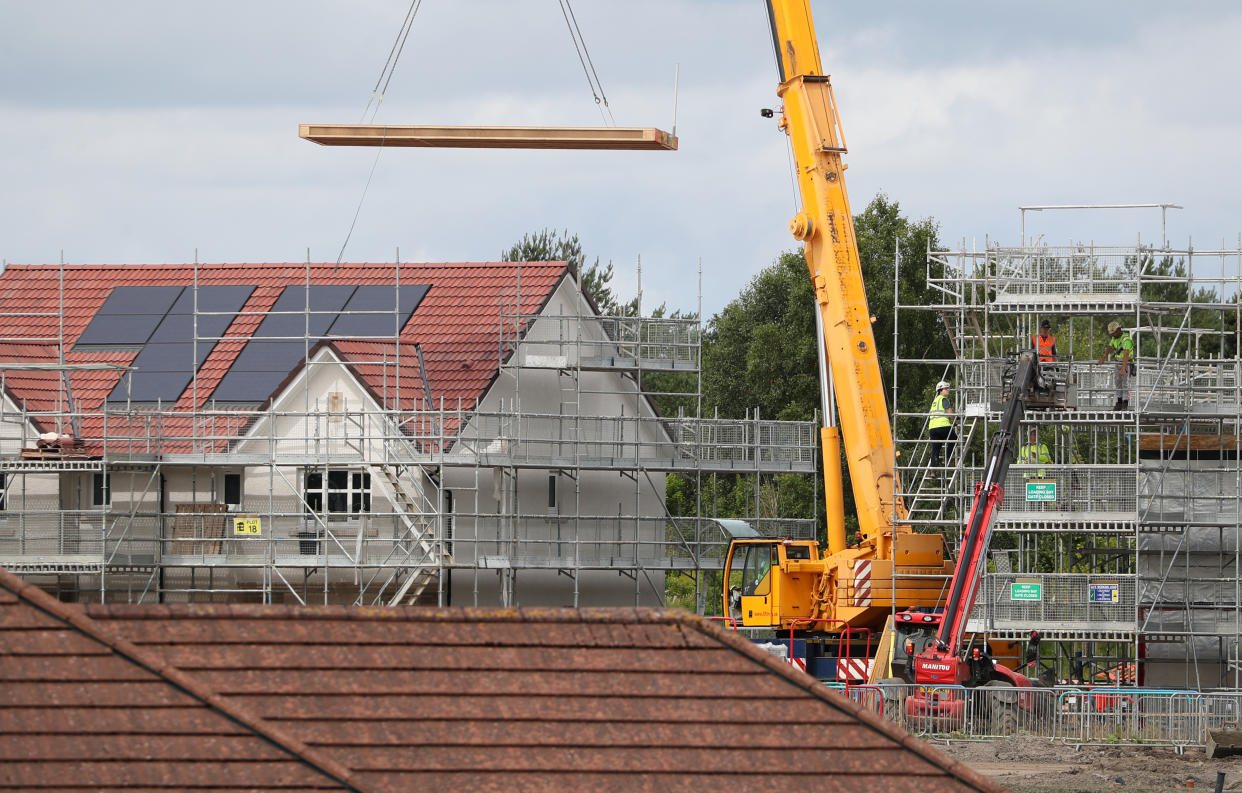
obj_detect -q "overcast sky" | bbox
[2,1,1240,317]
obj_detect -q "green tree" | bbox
[854,193,951,437]
[686,193,946,543]
[501,228,636,316]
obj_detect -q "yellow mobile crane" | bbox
[723,1,953,642]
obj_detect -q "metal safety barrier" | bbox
[834,683,1229,750]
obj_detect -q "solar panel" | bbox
[75,286,184,346]
[107,285,255,403]
[210,285,357,402]
[327,284,429,338]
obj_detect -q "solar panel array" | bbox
[75,286,185,346]
[209,283,428,403]
[78,282,428,405]
[107,285,255,403]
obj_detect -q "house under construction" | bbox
[0,260,816,608]
[895,206,1242,689]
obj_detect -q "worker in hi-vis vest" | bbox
[928,380,956,469]
[1096,320,1135,411]
[1032,319,1057,362]
[1018,427,1052,478]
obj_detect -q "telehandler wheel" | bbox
[981,680,1019,735]
[877,678,907,724]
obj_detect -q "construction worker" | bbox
[1096,321,1135,410]
[1018,427,1052,478]
[1032,319,1057,362]
[928,380,956,468]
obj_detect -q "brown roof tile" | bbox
[0,568,374,792]
[2,568,1007,793]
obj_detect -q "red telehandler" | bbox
[895,350,1057,727]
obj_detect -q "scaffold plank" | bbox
[298,124,678,151]
[1140,433,1241,451]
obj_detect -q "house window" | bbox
[0,472,6,511]
[547,473,558,511]
[92,473,110,507]
[304,469,371,519]
[223,473,242,507]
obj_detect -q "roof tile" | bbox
[5,568,1007,793]
[0,262,566,441]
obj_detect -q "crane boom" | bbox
[722,2,954,641]
[765,0,904,551]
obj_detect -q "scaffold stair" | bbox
[369,462,443,605]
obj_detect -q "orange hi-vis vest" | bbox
[1032,334,1056,362]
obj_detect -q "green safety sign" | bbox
[1011,582,1042,601]
[1026,481,1056,502]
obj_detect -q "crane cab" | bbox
[723,537,820,628]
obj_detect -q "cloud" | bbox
[2,1,1241,317]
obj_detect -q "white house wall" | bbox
[150,349,434,591]
[445,278,668,607]
[0,390,44,458]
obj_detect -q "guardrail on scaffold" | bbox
[824,683,1238,751]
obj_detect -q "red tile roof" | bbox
[0,561,1007,793]
[0,262,566,444]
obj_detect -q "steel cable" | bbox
[360,0,422,122]
[557,0,615,125]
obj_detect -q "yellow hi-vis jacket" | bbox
[1019,442,1052,477]
[929,394,952,429]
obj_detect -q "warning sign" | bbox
[1011,582,1042,601]
[1089,582,1120,603]
[1025,481,1056,502]
[233,517,262,535]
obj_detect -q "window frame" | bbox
[92,472,110,507]
[303,468,371,521]
[223,472,242,507]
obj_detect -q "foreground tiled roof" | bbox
[0,567,370,792]
[0,262,566,440]
[0,572,1005,793]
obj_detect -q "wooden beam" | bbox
[1139,433,1241,452]
[298,124,678,151]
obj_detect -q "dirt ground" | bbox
[929,736,1242,793]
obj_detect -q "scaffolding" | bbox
[0,261,818,608]
[894,209,1242,688]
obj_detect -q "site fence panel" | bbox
[1056,689,1201,748]
[823,683,886,717]
[1200,693,1242,736]
[859,683,1209,748]
[870,684,1058,740]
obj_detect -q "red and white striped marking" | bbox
[837,657,874,682]
[852,560,872,607]
[790,656,807,673]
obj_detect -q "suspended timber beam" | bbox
[298,124,677,151]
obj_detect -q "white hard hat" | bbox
[935,380,951,391]
[1107,321,1121,334]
